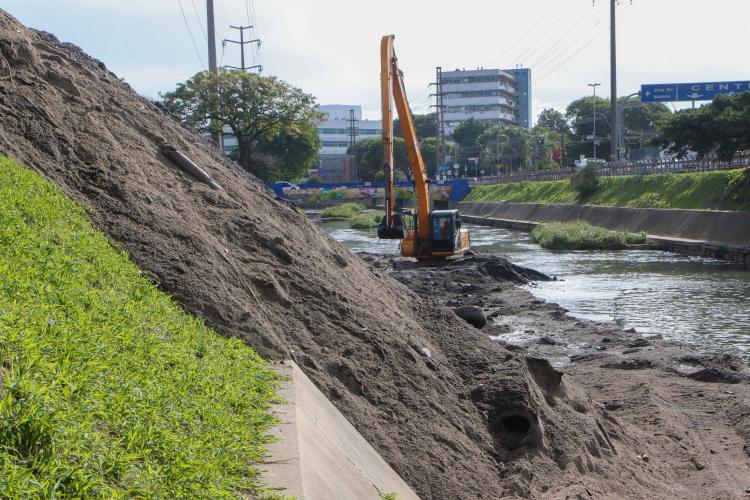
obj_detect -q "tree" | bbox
[451,118,492,166]
[161,69,323,182]
[657,92,750,160]
[254,123,320,182]
[348,137,408,181]
[536,108,572,168]
[536,108,570,134]
[566,95,671,161]
[477,124,556,172]
[566,96,611,161]
[394,112,438,139]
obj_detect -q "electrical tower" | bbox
[223,25,262,72]
[430,67,447,175]
[347,109,358,181]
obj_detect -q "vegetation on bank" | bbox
[319,203,386,229]
[0,156,279,497]
[350,210,385,229]
[531,221,648,250]
[466,168,750,211]
[320,202,365,218]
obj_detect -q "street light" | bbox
[588,83,602,159]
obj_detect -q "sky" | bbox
[5,0,750,123]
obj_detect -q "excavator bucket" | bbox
[377,213,408,240]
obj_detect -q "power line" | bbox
[176,0,206,69]
[534,27,606,84]
[190,0,207,40]
[530,13,601,72]
[512,0,591,66]
[246,0,261,70]
[484,1,563,68]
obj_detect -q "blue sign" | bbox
[641,81,750,102]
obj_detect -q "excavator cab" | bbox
[429,210,470,256]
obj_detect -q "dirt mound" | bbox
[0,10,699,498]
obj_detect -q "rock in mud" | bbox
[453,305,487,329]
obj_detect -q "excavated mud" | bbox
[1,10,748,498]
[366,253,750,498]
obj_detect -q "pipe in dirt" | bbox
[160,144,221,190]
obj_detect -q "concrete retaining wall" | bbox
[458,202,750,267]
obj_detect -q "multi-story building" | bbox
[316,104,382,181]
[439,67,531,135]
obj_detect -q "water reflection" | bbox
[321,220,750,357]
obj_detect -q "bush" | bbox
[570,164,599,200]
[531,221,648,250]
[320,203,365,218]
[350,210,384,229]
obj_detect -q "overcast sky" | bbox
[6,0,749,122]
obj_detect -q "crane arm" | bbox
[380,35,431,240]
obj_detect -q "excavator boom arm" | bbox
[380,35,431,240]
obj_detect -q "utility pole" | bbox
[430,67,446,177]
[206,0,221,146]
[588,82,601,159]
[347,109,358,181]
[593,0,627,161]
[224,26,262,72]
[609,0,618,162]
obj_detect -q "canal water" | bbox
[321,220,750,358]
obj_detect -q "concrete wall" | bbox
[458,202,750,248]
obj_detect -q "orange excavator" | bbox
[376,35,471,258]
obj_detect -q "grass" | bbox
[319,203,365,218]
[466,168,750,211]
[350,210,385,229]
[531,221,648,250]
[0,156,281,497]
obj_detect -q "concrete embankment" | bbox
[458,201,750,267]
[263,361,419,500]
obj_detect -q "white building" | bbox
[317,104,382,155]
[440,68,531,135]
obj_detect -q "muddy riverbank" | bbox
[361,253,750,498]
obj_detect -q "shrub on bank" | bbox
[570,165,599,200]
[531,221,648,250]
[320,202,365,218]
[350,210,385,229]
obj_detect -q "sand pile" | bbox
[0,10,688,498]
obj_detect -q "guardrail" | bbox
[468,154,749,186]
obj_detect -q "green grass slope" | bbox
[0,156,279,497]
[466,168,750,211]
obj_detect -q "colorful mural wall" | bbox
[268,180,471,205]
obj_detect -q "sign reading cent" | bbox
[641,81,750,102]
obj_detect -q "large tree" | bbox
[451,118,492,164]
[657,91,750,160]
[536,108,570,134]
[566,95,671,160]
[161,69,323,182]
[394,112,438,140]
[348,137,408,181]
[477,124,556,172]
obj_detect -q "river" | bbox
[320,220,750,358]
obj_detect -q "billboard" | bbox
[641,81,750,102]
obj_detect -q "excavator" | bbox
[376,35,471,258]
